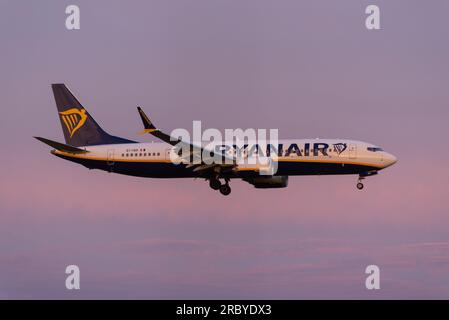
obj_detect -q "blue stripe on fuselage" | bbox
[54,153,378,178]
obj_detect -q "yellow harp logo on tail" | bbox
[59,108,87,138]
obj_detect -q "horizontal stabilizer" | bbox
[34,137,89,154]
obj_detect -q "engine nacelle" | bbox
[244,176,289,189]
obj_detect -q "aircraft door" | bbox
[107,149,115,166]
[165,148,172,161]
[349,144,357,159]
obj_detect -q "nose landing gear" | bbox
[356,176,365,190]
[356,171,378,190]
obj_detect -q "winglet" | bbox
[135,107,181,146]
[137,106,157,135]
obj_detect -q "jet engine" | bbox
[244,176,289,189]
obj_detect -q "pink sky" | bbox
[1,0,449,298]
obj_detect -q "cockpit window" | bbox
[367,147,384,152]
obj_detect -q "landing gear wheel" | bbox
[219,184,231,196]
[209,179,221,190]
[357,182,364,190]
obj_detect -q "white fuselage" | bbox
[52,139,397,178]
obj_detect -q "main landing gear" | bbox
[209,178,231,196]
[219,184,231,196]
[209,179,221,190]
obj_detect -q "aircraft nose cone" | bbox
[384,153,397,167]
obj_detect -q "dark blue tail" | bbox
[52,84,136,146]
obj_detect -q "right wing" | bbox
[136,107,275,176]
[137,107,236,173]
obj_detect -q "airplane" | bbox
[35,84,397,196]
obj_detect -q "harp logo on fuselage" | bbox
[332,143,347,155]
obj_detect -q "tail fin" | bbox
[52,84,136,146]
